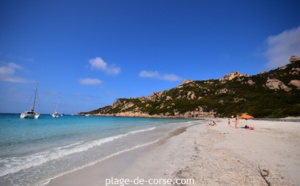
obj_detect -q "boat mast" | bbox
[32,83,38,111]
[55,101,59,112]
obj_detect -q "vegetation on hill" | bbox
[81,57,300,118]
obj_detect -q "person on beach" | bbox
[228,118,230,126]
[208,121,217,126]
[234,118,238,128]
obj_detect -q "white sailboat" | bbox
[52,102,60,118]
[20,83,40,119]
[52,112,59,118]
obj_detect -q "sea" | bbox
[0,113,206,186]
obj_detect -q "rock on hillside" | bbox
[289,80,300,89]
[265,78,291,91]
[220,71,245,81]
[290,56,300,63]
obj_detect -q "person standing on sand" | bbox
[228,118,230,126]
[234,118,238,128]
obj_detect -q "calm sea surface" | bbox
[0,114,205,186]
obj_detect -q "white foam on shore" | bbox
[42,140,159,186]
[0,127,156,177]
[128,127,156,134]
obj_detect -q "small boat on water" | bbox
[52,112,60,118]
[20,83,40,119]
[52,102,60,118]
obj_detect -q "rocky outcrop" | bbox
[290,56,300,63]
[247,79,255,85]
[148,91,166,102]
[187,91,196,99]
[266,78,291,91]
[220,71,243,81]
[290,67,300,75]
[177,79,199,89]
[95,110,215,118]
[215,88,231,95]
[111,99,123,109]
[182,79,194,85]
[289,80,300,89]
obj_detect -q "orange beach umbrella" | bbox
[238,114,254,119]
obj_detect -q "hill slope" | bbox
[81,56,300,118]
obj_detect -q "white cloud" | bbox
[139,70,181,82]
[161,74,181,81]
[139,70,160,78]
[0,62,28,83]
[89,57,120,75]
[79,78,102,85]
[265,26,300,68]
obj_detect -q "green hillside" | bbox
[81,57,300,118]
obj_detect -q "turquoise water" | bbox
[0,114,204,186]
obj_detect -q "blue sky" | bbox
[1,0,300,114]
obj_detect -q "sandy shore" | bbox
[47,119,300,186]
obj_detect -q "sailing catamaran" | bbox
[52,102,60,118]
[20,83,40,119]
[52,112,59,118]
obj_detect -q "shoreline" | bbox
[47,119,300,186]
[79,113,300,122]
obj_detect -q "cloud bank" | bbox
[139,70,181,82]
[89,57,120,75]
[265,26,300,68]
[80,57,119,85]
[79,78,102,85]
[0,62,29,83]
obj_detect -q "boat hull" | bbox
[52,114,59,118]
[20,112,40,119]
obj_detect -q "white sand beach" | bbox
[47,119,300,186]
